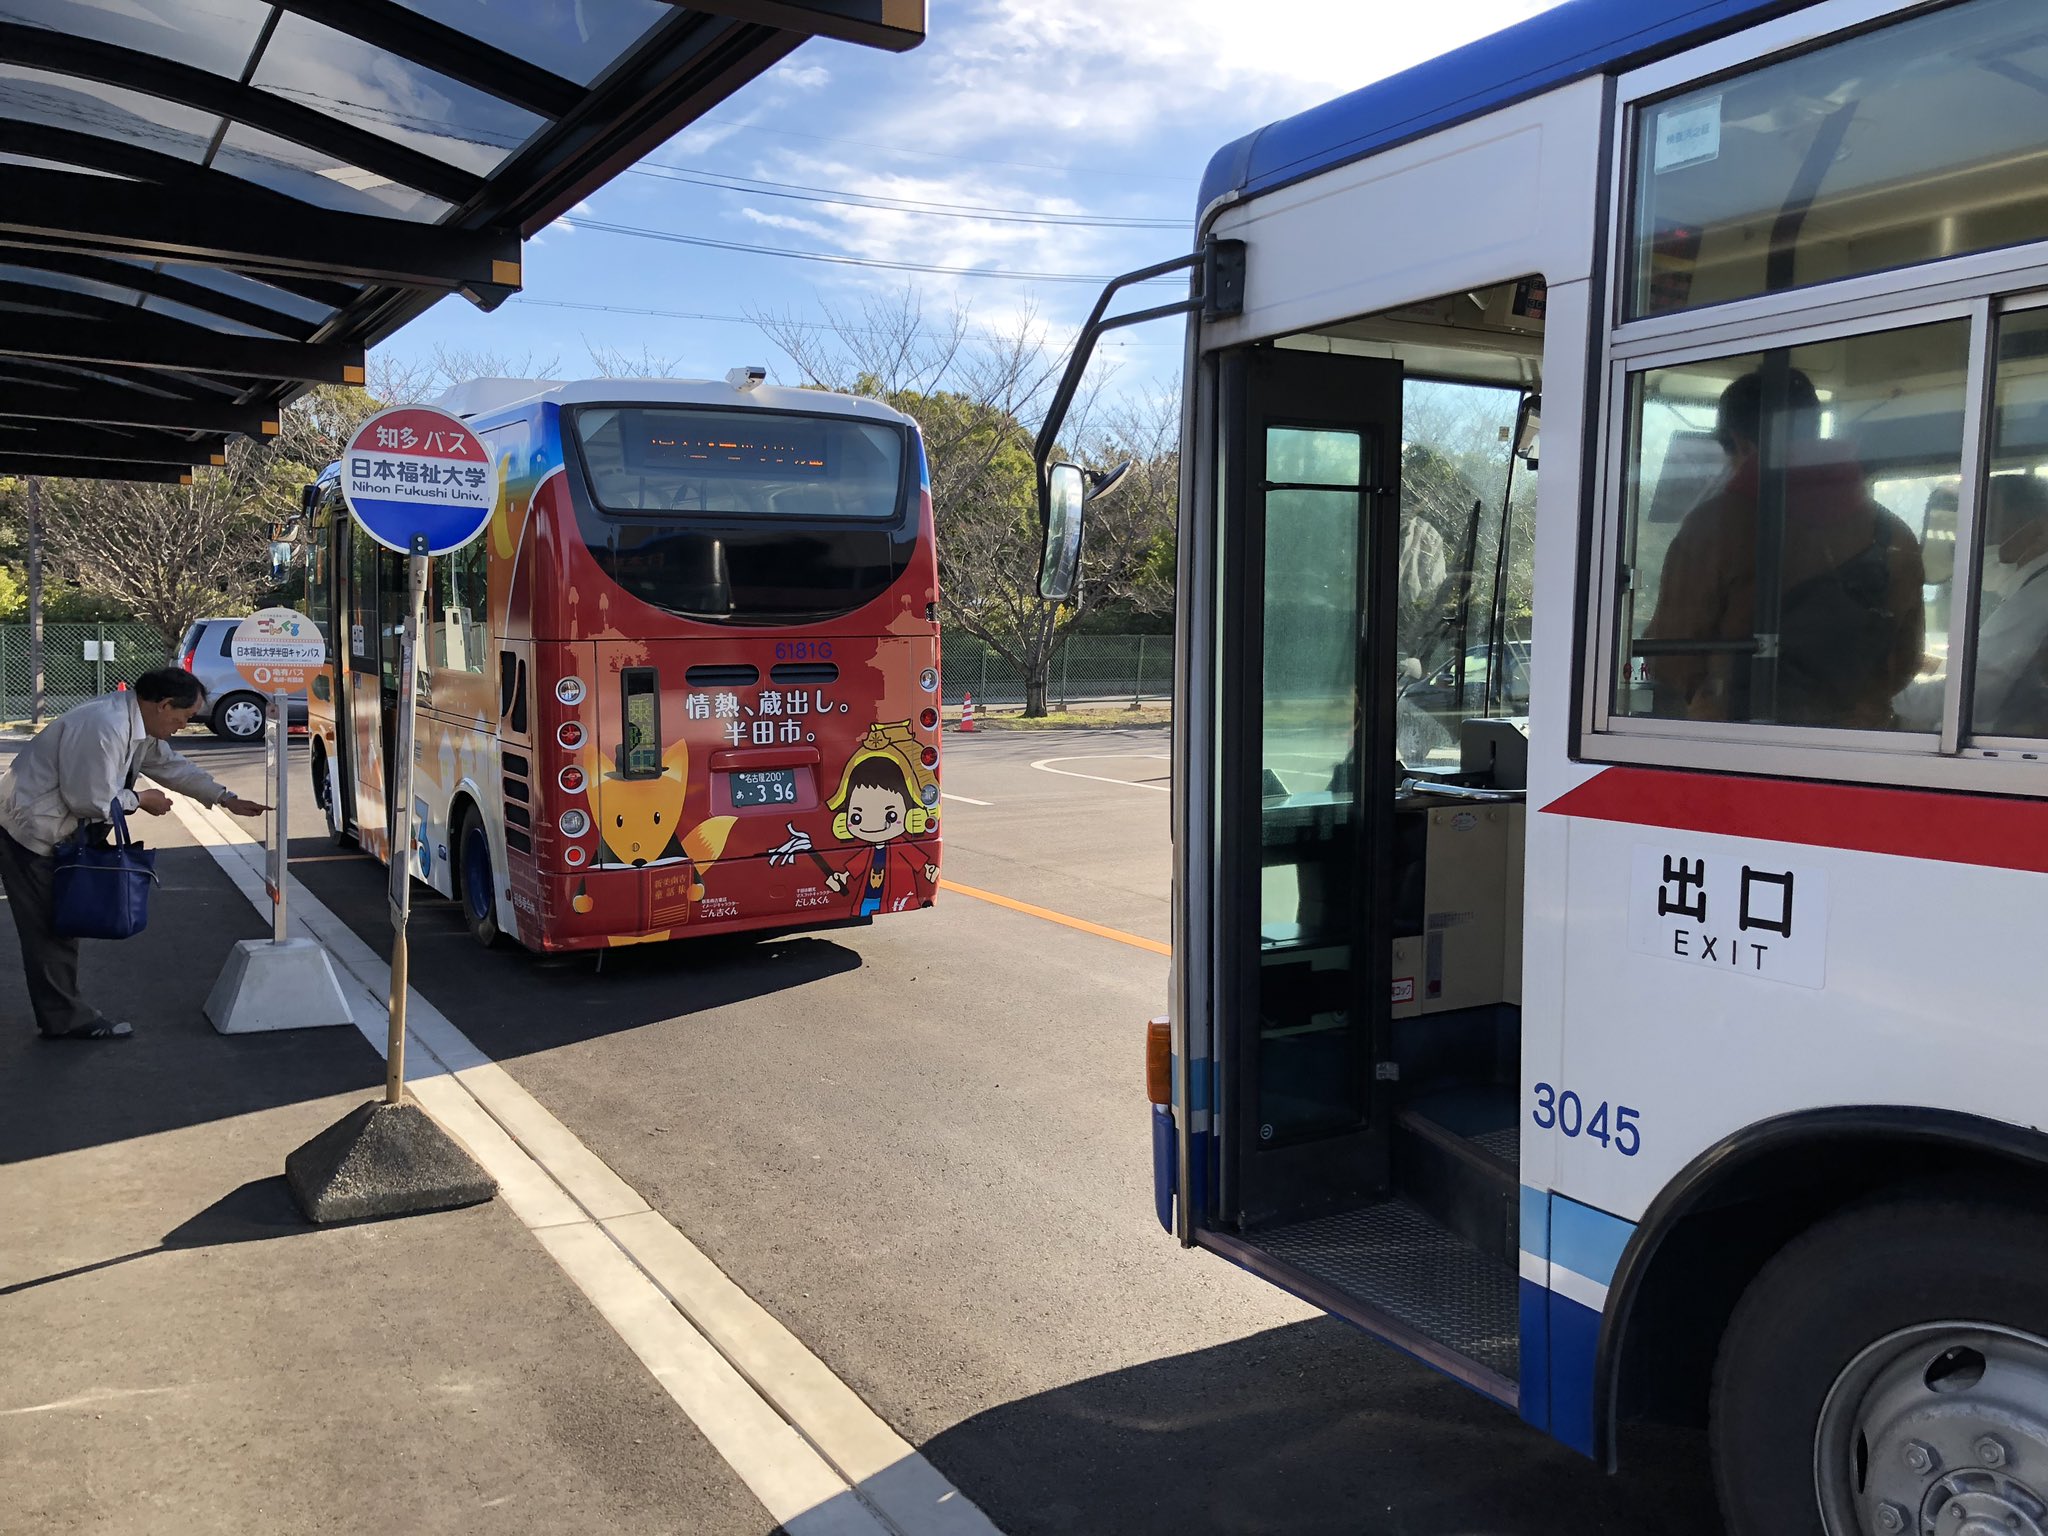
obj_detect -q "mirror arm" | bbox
[1031,237,1245,477]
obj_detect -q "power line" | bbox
[624,162,1185,230]
[554,216,1187,287]
[508,296,1178,346]
[689,115,1197,184]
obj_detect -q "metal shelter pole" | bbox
[384,534,428,1106]
[26,475,43,728]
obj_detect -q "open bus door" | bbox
[1217,346,1405,1227]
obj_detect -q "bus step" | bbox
[1248,1195,1519,1386]
[1393,1089,1520,1268]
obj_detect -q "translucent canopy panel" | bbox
[251,11,546,180]
[213,121,455,223]
[0,263,149,307]
[139,295,276,337]
[156,263,337,327]
[4,0,273,80]
[0,152,122,176]
[392,0,672,87]
[0,63,221,162]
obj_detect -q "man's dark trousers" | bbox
[0,826,98,1036]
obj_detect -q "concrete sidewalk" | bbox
[0,744,772,1536]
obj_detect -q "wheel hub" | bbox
[1819,1324,2048,1536]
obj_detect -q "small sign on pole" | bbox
[205,606,352,1036]
[338,405,496,1109]
[283,404,498,1225]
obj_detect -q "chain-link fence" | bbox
[942,633,1172,710]
[0,623,172,721]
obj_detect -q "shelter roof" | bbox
[0,0,925,482]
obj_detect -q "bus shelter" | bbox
[0,0,926,480]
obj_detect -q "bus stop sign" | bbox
[341,405,494,555]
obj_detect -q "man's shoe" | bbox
[39,1020,133,1041]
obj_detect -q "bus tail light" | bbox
[920,745,938,767]
[1145,1017,1172,1106]
[559,764,586,794]
[557,720,585,750]
[920,707,939,729]
[559,808,589,838]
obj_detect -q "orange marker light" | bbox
[1145,1017,1173,1106]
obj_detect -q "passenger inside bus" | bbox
[1640,367,1926,729]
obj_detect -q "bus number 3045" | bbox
[1531,1086,1641,1156]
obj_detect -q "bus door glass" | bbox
[1220,347,1404,1227]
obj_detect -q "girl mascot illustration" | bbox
[822,726,938,916]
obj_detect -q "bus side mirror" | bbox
[1038,460,1134,602]
[1039,463,1087,602]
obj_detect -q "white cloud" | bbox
[886,0,1565,155]
[771,63,832,90]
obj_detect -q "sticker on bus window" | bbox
[1627,844,1828,989]
[1652,96,1721,174]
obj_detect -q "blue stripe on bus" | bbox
[1519,1185,1549,1258]
[1518,1279,1551,1435]
[1548,1287,1604,1458]
[1550,1193,1633,1287]
[1150,1105,1175,1232]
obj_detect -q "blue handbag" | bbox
[52,799,158,940]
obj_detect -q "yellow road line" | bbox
[938,877,1170,956]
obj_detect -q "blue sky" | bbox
[384,0,1564,402]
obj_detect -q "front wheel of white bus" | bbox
[1712,1198,2048,1536]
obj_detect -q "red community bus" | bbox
[302,373,943,952]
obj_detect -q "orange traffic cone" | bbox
[958,694,977,732]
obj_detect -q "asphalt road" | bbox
[185,724,1719,1536]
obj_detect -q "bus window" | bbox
[1968,309,2048,739]
[347,525,378,675]
[1616,317,1968,730]
[620,668,661,777]
[431,537,487,675]
[1396,381,1536,768]
[1630,0,2048,318]
[305,490,332,648]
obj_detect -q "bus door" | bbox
[1218,346,1404,1229]
[336,525,405,862]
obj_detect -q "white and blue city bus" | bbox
[1036,1,2048,1529]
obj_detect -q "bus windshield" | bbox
[572,406,906,519]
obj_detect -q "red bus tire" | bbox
[1711,1197,2048,1536]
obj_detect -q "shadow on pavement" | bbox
[918,1317,1720,1536]
[287,849,866,1068]
[0,846,386,1165]
[1,1176,307,1297]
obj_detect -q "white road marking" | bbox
[1029,754,1173,793]
[940,792,992,806]
[171,798,1002,1536]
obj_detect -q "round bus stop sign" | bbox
[341,405,494,555]
[231,606,326,691]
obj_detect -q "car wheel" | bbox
[211,691,267,741]
[455,808,505,949]
[1711,1197,2048,1536]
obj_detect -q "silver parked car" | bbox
[175,615,311,740]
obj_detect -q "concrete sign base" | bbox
[286,1101,497,1224]
[205,937,354,1034]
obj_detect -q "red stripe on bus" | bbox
[1542,767,2048,875]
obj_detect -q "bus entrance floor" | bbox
[0,741,778,1536]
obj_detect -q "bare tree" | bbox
[753,288,1169,716]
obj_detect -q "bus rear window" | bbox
[572,407,905,519]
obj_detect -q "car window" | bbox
[216,623,235,658]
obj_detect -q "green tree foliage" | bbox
[0,385,383,644]
[754,289,1178,715]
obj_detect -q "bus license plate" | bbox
[731,768,799,807]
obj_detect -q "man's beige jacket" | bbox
[0,692,228,855]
